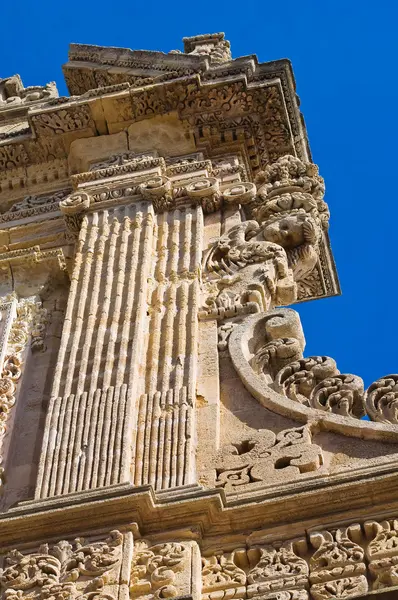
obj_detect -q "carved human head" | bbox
[262,212,319,250]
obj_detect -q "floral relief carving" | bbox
[365,520,398,590]
[31,105,94,135]
[247,540,308,596]
[215,426,323,493]
[309,526,367,600]
[201,518,398,600]
[0,145,29,171]
[202,551,246,592]
[0,530,122,599]
[0,190,70,224]
[202,542,308,600]
[130,541,187,600]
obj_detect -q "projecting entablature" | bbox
[0,33,339,302]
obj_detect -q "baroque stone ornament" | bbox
[252,155,329,285]
[0,295,47,486]
[201,220,296,319]
[309,526,367,600]
[130,541,198,600]
[215,426,323,493]
[229,308,398,429]
[3,29,398,600]
[0,530,123,599]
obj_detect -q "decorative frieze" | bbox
[130,540,200,600]
[0,530,127,600]
[200,517,398,600]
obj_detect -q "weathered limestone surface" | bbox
[0,33,397,600]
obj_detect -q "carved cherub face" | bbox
[262,214,318,249]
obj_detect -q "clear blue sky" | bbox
[1,1,397,388]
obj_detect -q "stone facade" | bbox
[0,33,396,600]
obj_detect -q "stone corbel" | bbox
[227,308,398,440]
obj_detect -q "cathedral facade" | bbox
[0,33,396,599]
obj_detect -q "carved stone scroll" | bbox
[130,540,200,600]
[228,308,398,437]
[0,529,130,600]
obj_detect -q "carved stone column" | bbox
[35,195,155,498]
[35,154,204,498]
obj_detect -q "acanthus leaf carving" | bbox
[0,531,122,600]
[130,541,187,600]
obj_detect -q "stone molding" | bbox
[4,519,398,599]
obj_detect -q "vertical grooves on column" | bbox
[64,212,100,398]
[161,388,173,488]
[51,217,88,400]
[103,211,131,387]
[133,386,191,489]
[146,213,167,397]
[115,206,142,386]
[69,390,88,492]
[90,211,119,393]
[38,385,133,497]
[37,201,204,499]
[77,212,110,395]
[128,205,154,391]
[131,206,203,491]
[148,391,161,486]
[134,393,147,486]
[82,388,101,490]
